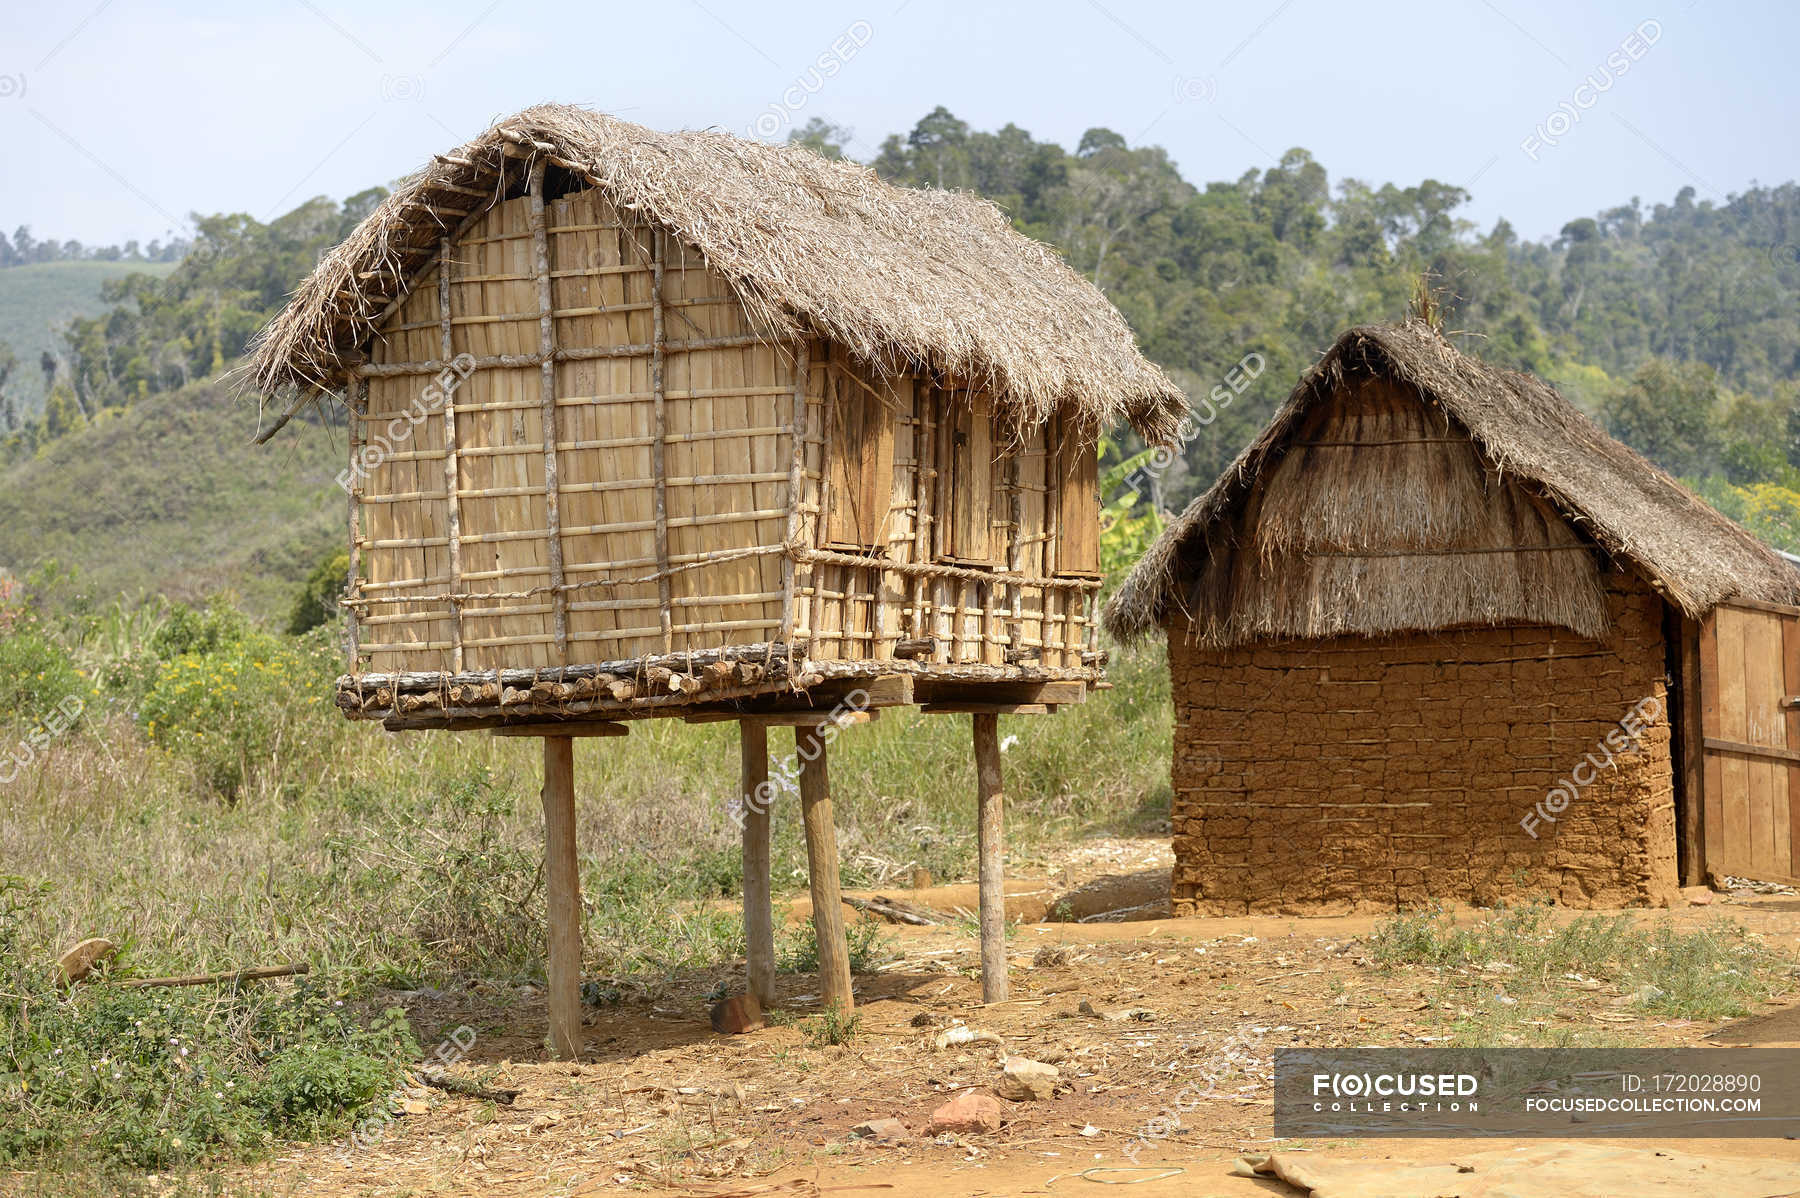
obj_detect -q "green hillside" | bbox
[0,259,177,415]
[0,379,341,619]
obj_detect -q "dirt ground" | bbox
[252,840,1800,1198]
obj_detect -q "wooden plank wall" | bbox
[792,352,1100,669]
[1699,601,1800,884]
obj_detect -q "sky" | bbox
[3,0,1796,249]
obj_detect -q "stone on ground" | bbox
[926,1091,1005,1134]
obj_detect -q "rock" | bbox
[709,993,765,1035]
[1078,999,1156,1022]
[851,1117,910,1142]
[926,1091,1005,1134]
[56,937,117,985]
[1681,886,1715,906]
[933,1024,1003,1051]
[998,1057,1060,1101]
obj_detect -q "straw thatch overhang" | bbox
[244,103,1184,444]
[1104,320,1800,645]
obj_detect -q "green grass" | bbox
[0,260,176,417]
[1369,904,1794,1045]
[0,379,341,620]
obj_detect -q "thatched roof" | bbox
[1105,320,1800,644]
[245,104,1183,443]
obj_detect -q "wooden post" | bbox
[540,735,582,1059]
[740,720,777,1007]
[1677,615,1707,886]
[796,724,853,1012]
[971,712,1009,1002]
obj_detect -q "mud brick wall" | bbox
[1168,573,1680,915]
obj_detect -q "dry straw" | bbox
[1105,319,1800,644]
[244,103,1184,444]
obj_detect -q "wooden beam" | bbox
[918,679,1088,707]
[493,722,628,738]
[971,712,1009,1003]
[796,731,853,1013]
[740,721,777,1008]
[689,710,877,728]
[923,702,1051,715]
[1703,736,1800,765]
[527,161,569,658]
[1720,596,1800,619]
[540,735,582,1059]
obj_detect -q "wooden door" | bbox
[1700,599,1800,884]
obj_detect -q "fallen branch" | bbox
[412,1067,519,1105]
[119,963,309,989]
[843,895,949,926]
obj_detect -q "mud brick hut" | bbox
[246,104,1183,1052]
[1105,320,1800,916]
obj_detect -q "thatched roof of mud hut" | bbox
[245,103,1184,444]
[1105,319,1800,645]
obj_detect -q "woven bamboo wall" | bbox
[348,179,1100,679]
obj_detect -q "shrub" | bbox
[137,624,336,801]
[150,598,255,660]
[0,627,88,732]
[286,552,348,636]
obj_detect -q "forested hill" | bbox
[4,108,1799,563]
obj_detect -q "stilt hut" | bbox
[1105,320,1800,916]
[246,105,1183,1053]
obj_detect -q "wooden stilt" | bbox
[540,735,583,1059]
[796,725,853,1012]
[971,712,1009,1002]
[740,720,777,1007]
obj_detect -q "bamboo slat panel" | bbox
[548,189,659,661]
[453,195,551,669]
[362,258,453,674]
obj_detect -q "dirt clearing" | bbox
[234,844,1800,1197]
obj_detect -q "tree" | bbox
[288,550,350,634]
[1601,358,1723,478]
[787,117,851,160]
[43,381,85,439]
[906,106,971,188]
[0,341,15,433]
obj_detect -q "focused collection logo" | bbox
[1311,1072,1481,1113]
